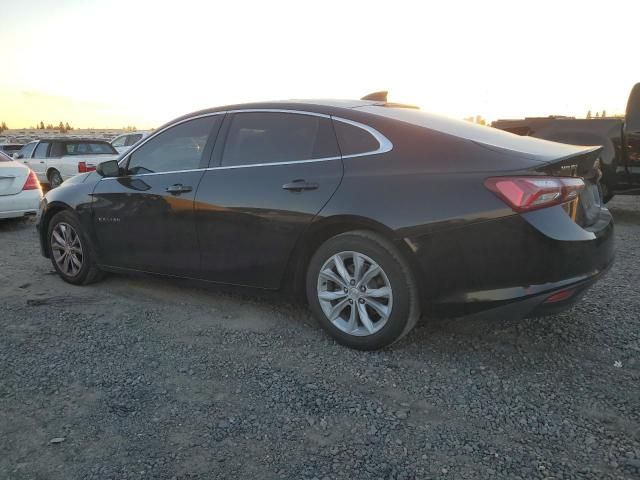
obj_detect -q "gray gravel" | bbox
[1,197,639,479]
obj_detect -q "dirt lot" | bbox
[1,197,639,480]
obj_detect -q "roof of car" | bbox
[160,98,419,131]
[37,138,113,143]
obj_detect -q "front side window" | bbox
[221,112,339,167]
[127,116,218,175]
[20,142,37,158]
[33,142,50,159]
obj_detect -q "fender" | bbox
[37,172,99,258]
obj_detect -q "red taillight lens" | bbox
[78,162,96,173]
[484,176,585,212]
[22,170,40,191]
[544,288,576,304]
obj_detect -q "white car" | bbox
[0,152,42,219]
[110,131,150,154]
[15,139,120,188]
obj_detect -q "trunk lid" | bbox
[532,146,604,227]
[0,160,29,196]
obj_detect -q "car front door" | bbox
[29,141,50,182]
[91,114,222,276]
[16,141,37,165]
[196,110,344,288]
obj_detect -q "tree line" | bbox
[0,121,75,133]
[34,121,73,132]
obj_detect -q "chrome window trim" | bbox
[226,108,331,119]
[331,116,393,158]
[103,108,392,181]
[116,111,228,167]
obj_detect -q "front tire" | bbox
[306,230,420,350]
[47,210,103,285]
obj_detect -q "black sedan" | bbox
[37,94,615,350]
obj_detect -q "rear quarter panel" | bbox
[315,111,613,306]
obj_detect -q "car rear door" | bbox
[196,110,343,288]
[91,115,223,276]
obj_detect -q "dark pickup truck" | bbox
[492,83,640,201]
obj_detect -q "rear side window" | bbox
[64,142,116,155]
[33,142,50,159]
[0,151,10,162]
[333,120,380,156]
[50,142,64,157]
[127,116,218,174]
[1,145,21,153]
[221,112,339,167]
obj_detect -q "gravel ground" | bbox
[1,197,639,480]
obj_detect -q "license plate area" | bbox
[565,181,601,226]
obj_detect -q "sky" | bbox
[1,0,639,129]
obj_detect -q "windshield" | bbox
[65,142,117,155]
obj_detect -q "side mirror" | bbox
[14,153,23,159]
[96,160,120,177]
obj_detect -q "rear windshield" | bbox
[0,145,22,152]
[64,142,117,155]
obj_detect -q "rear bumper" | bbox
[0,189,41,219]
[409,205,615,320]
[438,259,613,321]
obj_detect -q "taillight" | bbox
[78,162,96,173]
[22,170,41,191]
[484,176,585,212]
[544,288,576,304]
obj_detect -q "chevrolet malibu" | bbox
[37,94,615,350]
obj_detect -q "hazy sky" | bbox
[1,0,639,128]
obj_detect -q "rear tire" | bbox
[48,169,63,189]
[47,210,104,285]
[306,230,420,350]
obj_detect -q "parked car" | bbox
[110,131,151,154]
[492,83,640,201]
[0,143,25,157]
[15,139,119,188]
[0,151,41,219]
[37,94,614,350]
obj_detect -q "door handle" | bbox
[166,184,193,194]
[282,180,319,192]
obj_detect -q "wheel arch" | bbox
[40,201,75,258]
[282,214,423,302]
[46,167,61,181]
